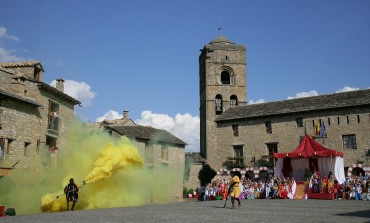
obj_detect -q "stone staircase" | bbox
[294,182,308,199]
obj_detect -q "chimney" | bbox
[123,110,129,119]
[55,79,64,92]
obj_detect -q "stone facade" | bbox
[184,152,206,190]
[0,61,80,171]
[199,36,370,177]
[199,35,247,168]
[215,103,370,168]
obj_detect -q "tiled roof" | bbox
[0,61,44,71]
[209,35,235,45]
[106,125,187,146]
[0,88,43,107]
[203,35,245,51]
[216,89,370,122]
[37,82,81,105]
[102,118,131,126]
[185,152,206,163]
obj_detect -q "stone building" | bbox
[0,61,80,172]
[199,36,370,179]
[90,111,187,200]
[184,152,206,190]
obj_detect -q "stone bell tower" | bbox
[199,35,247,168]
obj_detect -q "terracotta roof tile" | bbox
[107,125,187,146]
[0,61,44,71]
[216,89,370,122]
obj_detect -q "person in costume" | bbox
[229,172,241,208]
[64,178,79,211]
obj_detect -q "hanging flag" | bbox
[319,120,326,138]
[314,120,320,136]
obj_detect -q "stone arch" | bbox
[244,167,256,179]
[218,66,235,85]
[230,95,238,106]
[215,94,223,115]
[347,163,365,177]
[217,167,230,176]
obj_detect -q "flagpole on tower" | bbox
[218,17,222,35]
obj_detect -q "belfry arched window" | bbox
[221,71,230,84]
[230,95,238,106]
[219,66,234,85]
[215,94,223,115]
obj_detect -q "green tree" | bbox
[198,164,217,186]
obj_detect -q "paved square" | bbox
[0,199,369,223]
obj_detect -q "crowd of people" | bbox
[194,176,298,201]
[309,170,370,200]
[191,171,370,201]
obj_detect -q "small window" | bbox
[347,116,349,124]
[0,109,3,129]
[225,56,228,60]
[328,118,331,126]
[267,143,278,164]
[24,142,31,156]
[233,146,244,164]
[312,120,315,127]
[232,125,239,136]
[337,117,340,125]
[6,138,13,155]
[296,118,304,127]
[145,142,153,163]
[161,146,168,161]
[357,115,360,123]
[343,135,357,149]
[48,101,60,131]
[265,121,272,134]
[0,138,5,158]
[221,71,230,84]
[215,95,223,115]
[230,95,238,106]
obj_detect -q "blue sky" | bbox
[1,0,369,152]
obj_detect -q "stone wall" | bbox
[213,107,370,171]
[199,36,247,167]
[132,138,185,201]
[184,163,202,190]
[0,66,77,171]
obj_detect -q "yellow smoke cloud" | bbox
[85,140,143,183]
[40,124,144,212]
[1,121,182,215]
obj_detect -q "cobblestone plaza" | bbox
[1,199,369,223]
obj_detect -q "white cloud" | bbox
[287,90,319,99]
[0,27,23,62]
[0,26,20,42]
[135,110,200,152]
[95,110,123,122]
[336,86,360,93]
[248,99,265,104]
[0,47,24,62]
[55,59,65,66]
[51,80,96,107]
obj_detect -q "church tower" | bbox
[199,35,247,168]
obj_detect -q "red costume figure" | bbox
[64,178,79,211]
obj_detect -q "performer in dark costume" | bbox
[64,178,79,211]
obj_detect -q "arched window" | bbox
[230,95,238,106]
[221,71,230,84]
[219,66,234,85]
[215,95,223,115]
